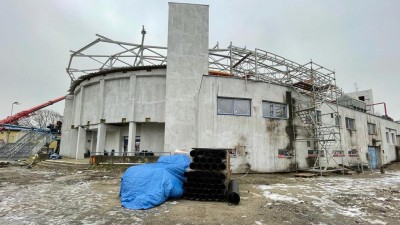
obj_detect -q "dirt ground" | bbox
[1,162,400,225]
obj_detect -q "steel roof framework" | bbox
[67,34,344,171]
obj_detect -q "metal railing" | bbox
[5,130,50,159]
[89,151,171,157]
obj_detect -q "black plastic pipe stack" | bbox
[183,148,227,201]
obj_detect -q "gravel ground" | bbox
[0,162,399,225]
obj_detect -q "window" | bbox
[367,123,376,135]
[316,110,322,124]
[333,150,345,157]
[262,101,287,119]
[386,132,390,143]
[307,150,325,158]
[278,149,292,158]
[392,133,396,145]
[335,115,341,127]
[217,97,251,116]
[348,149,359,157]
[345,117,355,130]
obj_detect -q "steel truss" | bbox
[67,34,344,170]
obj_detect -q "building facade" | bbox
[60,3,400,173]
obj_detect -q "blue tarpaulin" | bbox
[120,154,191,210]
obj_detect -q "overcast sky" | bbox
[1,0,399,121]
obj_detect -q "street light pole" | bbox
[6,101,20,144]
[11,101,20,117]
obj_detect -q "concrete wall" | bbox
[197,76,293,172]
[164,3,209,152]
[140,123,165,153]
[135,76,166,123]
[346,89,374,113]
[103,78,130,123]
[319,103,400,168]
[60,95,74,158]
[60,69,167,158]
[68,70,166,127]
[60,68,400,171]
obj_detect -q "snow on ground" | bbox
[258,172,400,225]
[0,168,170,225]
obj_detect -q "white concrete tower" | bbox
[164,3,209,151]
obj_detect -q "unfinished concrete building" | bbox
[60,3,400,173]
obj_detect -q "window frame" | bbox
[335,115,341,127]
[392,133,396,145]
[262,100,288,119]
[367,123,376,135]
[345,117,356,130]
[217,97,251,116]
[348,149,359,157]
[316,110,322,124]
[386,132,390,143]
[333,150,345,157]
[278,149,292,158]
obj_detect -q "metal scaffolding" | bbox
[67,34,344,170]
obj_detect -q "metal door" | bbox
[368,147,378,169]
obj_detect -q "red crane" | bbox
[0,96,66,125]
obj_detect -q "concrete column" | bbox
[128,75,137,121]
[90,131,96,153]
[127,122,137,155]
[115,128,121,154]
[76,126,86,159]
[76,86,85,125]
[60,95,74,157]
[99,79,105,120]
[69,128,78,158]
[96,123,106,155]
[164,3,209,151]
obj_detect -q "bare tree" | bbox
[18,109,63,128]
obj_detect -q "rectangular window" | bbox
[333,150,345,157]
[307,150,325,158]
[217,97,251,116]
[386,132,390,143]
[348,149,359,157]
[392,133,396,145]
[345,117,355,130]
[262,101,287,119]
[278,149,292,158]
[367,123,376,135]
[316,110,322,124]
[335,115,341,127]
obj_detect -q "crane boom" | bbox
[0,96,66,125]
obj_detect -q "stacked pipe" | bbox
[183,149,227,201]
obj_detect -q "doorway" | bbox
[368,147,378,169]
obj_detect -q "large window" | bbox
[217,97,251,116]
[262,101,287,119]
[367,123,376,135]
[345,117,355,130]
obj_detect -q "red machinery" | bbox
[0,96,66,125]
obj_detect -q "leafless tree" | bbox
[18,109,63,128]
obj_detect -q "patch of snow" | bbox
[361,218,387,225]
